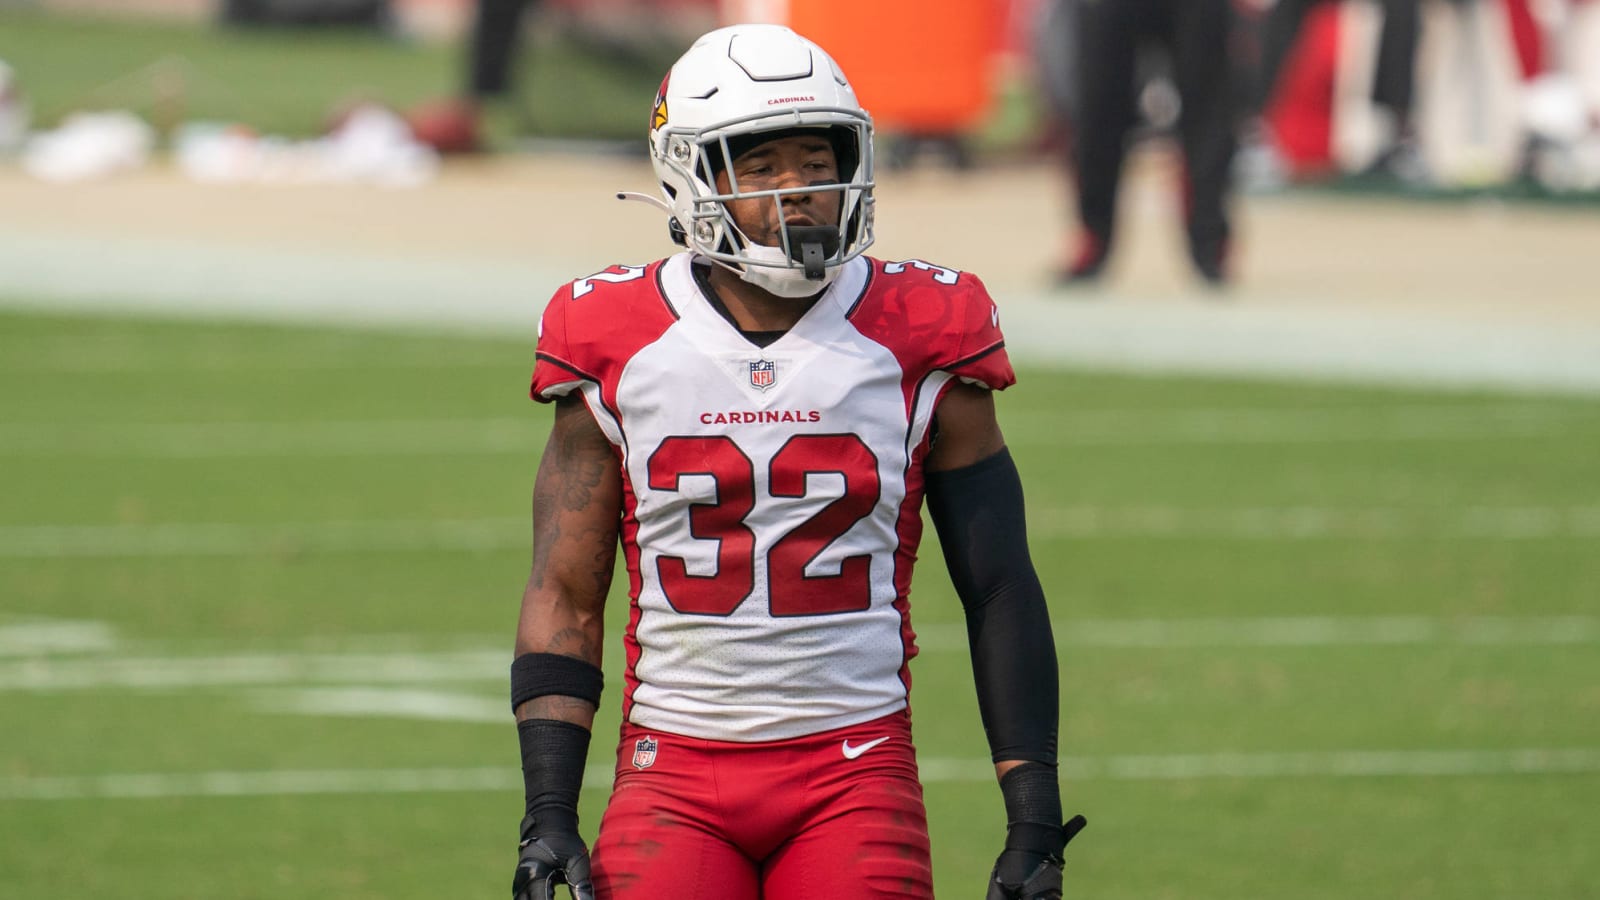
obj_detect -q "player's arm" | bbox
[516,392,619,723]
[510,394,621,900]
[924,384,1087,900]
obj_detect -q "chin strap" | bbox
[784,225,842,281]
[736,242,845,297]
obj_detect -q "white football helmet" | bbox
[648,24,875,297]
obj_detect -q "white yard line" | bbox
[4,748,1598,800]
[251,687,507,723]
[915,616,1600,651]
[0,649,507,690]
[2,615,1594,692]
[0,619,118,657]
[1030,505,1600,539]
[1007,405,1590,445]
[3,504,1598,560]
[0,767,520,800]
[0,518,528,557]
[0,335,518,373]
[0,419,544,457]
[929,748,1600,782]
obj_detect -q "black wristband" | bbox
[510,652,604,712]
[517,718,591,839]
[1000,762,1065,855]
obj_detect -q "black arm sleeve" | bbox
[925,447,1059,764]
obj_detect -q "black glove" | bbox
[512,813,594,900]
[512,719,594,900]
[986,762,1087,900]
[985,814,1088,900]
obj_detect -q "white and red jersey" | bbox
[530,252,1015,742]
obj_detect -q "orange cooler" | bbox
[731,0,1007,136]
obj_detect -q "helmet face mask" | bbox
[650,25,876,297]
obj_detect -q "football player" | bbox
[510,23,1085,900]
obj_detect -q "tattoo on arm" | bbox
[517,395,620,727]
[529,397,621,605]
[524,392,624,695]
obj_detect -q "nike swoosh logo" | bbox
[841,736,890,760]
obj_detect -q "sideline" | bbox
[4,225,1600,394]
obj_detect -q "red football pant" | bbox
[590,710,934,899]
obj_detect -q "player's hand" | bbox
[985,814,1087,900]
[512,825,594,900]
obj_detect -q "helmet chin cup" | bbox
[784,225,842,281]
[738,244,841,298]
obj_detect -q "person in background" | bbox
[1058,0,1239,287]
[407,0,538,153]
[467,0,539,108]
[1255,0,1421,176]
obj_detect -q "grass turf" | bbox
[2,307,1598,898]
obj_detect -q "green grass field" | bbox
[2,306,1597,898]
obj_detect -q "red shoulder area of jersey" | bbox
[849,257,1016,391]
[530,259,678,401]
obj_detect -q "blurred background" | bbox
[3,0,1599,302]
[4,0,1600,185]
[2,2,1598,899]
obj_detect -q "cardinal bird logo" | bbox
[651,74,670,131]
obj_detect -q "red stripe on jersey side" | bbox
[892,419,936,703]
[618,471,646,728]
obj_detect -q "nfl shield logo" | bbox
[749,359,776,391]
[632,736,658,770]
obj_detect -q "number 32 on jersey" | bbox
[648,433,881,619]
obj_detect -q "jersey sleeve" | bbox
[530,284,587,402]
[945,272,1017,391]
[528,260,677,405]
